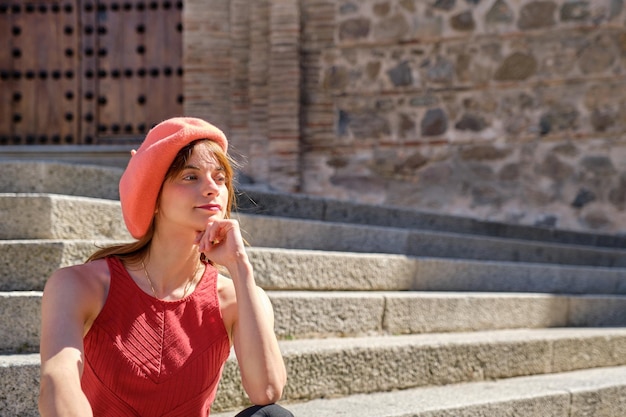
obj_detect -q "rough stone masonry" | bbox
[184,0,626,234]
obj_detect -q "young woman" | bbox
[38,117,292,417]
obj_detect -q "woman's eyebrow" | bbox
[184,163,224,171]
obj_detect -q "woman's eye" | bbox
[183,174,197,180]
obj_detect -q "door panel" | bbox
[0,1,183,146]
[0,2,80,144]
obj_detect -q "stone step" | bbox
[270,292,626,339]
[4,328,626,414]
[3,162,624,417]
[237,187,626,249]
[0,239,111,291]
[0,193,130,240]
[0,292,40,353]
[3,160,626,250]
[214,365,626,417]
[242,215,626,267]
[4,290,625,353]
[3,193,626,267]
[2,242,625,294]
[250,248,626,294]
[0,353,39,417]
[217,328,626,411]
[0,161,122,200]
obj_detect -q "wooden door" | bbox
[0,1,183,146]
[0,2,80,145]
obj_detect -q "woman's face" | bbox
[155,142,230,236]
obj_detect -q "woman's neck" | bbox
[140,232,203,299]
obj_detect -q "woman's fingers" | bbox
[197,220,238,252]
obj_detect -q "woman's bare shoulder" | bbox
[48,259,109,285]
[42,259,111,333]
[45,259,110,306]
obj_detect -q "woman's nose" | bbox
[202,176,220,195]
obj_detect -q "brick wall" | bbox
[184,0,302,192]
[184,0,626,234]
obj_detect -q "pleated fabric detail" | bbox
[81,257,231,416]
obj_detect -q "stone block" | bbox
[0,194,55,240]
[412,258,626,294]
[551,330,626,372]
[270,291,385,338]
[0,354,40,417]
[0,161,122,200]
[247,248,414,291]
[570,383,626,417]
[0,240,118,291]
[236,190,326,220]
[383,293,569,334]
[239,214,409,254]
[0,194,130,240]
[568,296,626,326]
[405,230,626,268]
[0,292,41,353]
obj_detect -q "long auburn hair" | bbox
[87,139,237,264]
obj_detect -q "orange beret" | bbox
[119,117,228,238]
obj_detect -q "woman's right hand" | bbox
[195,219,249,271]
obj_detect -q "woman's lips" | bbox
[197,204,221,211]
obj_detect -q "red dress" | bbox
[81,257,231,416]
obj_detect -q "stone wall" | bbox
[184,0,626,234]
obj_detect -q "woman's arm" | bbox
[198,220,287,405]
[229,261,287,404]
[39,265,102,417]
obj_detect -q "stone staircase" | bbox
[1,161,626,417]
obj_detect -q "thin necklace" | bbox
[141,260,201,299]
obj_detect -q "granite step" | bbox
[2,193,626,267]
[2,163,626,417]
[0,161,122,200]
[3,328,626,415]
[0,353,39,417]
[1,243,625,294]
[3,160,626,249]
[0,239,113,291]
[0,193,130,240]
[241,215,626,267]
[3,290,625,353]
[214,365,626,417]
[236,187,626,249]
[217,328,626,411]
[270,291,626,339]
[248,248,626,294]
